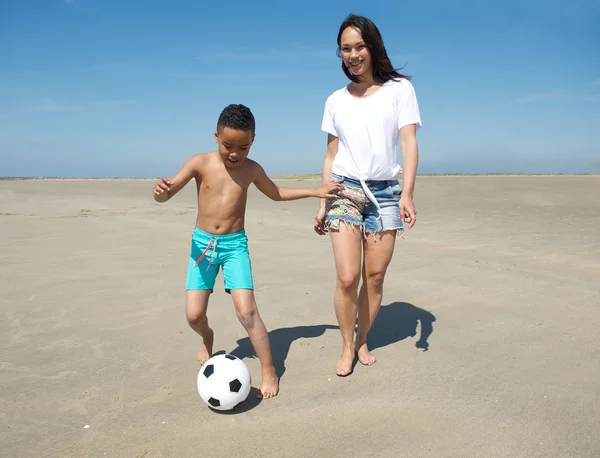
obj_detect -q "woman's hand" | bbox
[399,194,417,229]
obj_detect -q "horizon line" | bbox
[1,172,600,181]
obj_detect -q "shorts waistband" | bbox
[331,173,398,215]
[193,227,247,240]
[331,173,398,187]
[192,227,246,270]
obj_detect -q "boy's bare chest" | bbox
[200,175,252,198]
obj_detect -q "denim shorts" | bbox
[325,174,403,235]
[186,227,254,293]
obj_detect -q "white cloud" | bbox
[32,98,140,112]
[166,70,313,79]
[91,99,140,107]
[197,45,337,61]
[389,53,425,63]
[514,90,568,104]
[514,87,599,104]
[80,61,144,72]
[32,104,78,112]
[198,49,284,60]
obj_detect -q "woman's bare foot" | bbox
[257,366,279,399]
[355,337,376,366]
[197,328,214,365]
[336,343,355,376]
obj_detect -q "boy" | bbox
[152,104,343,399]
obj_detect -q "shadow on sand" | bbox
[229,324,338,378]
[367,301,436,352]
[207,385,264,415]
[212,302,435,412]
[227,301,436,380]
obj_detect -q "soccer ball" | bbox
[197,354,251,411]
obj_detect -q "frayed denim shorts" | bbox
[325,173,404,235]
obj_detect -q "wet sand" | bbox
[1,176,599,457]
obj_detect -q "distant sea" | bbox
[1,172,599,180]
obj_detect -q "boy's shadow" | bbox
[367,302,436,352]
[226,302,435,381]
[229,324,338,378]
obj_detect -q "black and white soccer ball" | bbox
[197,354,251,411]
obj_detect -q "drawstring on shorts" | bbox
[359,179,382,221]
[194,237,218,270]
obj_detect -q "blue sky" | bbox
[1,0,599,177]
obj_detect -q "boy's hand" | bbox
[153,177,171,201]
[317,180,344,198]
[314,206,328,235]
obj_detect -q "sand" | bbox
[1,176,599,457]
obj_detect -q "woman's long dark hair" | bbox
[336,14,410,84]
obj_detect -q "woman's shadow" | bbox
[367,301,436,352]
[229,324,339,379]
[227,302,435,380]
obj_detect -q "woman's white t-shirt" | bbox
[321,78,422,188]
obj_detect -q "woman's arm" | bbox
[400,124,418,199]
[319,134,339,209]
[313,134,339,235]
[399,124,419,228]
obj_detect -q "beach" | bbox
[1,175,599,457]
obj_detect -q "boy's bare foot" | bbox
[355,338,376,366]
[257,367,279,399]
[335,343,355,376]
[197,328,214,365]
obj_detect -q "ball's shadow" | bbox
[206,325,337,414]
[203,350,263,415]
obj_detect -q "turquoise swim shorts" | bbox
[185,227,254,293]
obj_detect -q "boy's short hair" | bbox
[217,104,255,134]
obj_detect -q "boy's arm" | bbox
[153,154,203,203]
[252,163,342,202]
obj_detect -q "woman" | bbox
[314,14,422,376]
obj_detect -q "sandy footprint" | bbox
[33,370,78,380]
[37,337,81,351]
[1,362,31,372]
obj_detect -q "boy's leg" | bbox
[220,230,278,399]
[185,290,213,365]
[186,227,220,364]
[230,289,279,399]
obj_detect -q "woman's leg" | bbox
[355,231,397,364]
[354,177,403,364]
[330,223,364,376]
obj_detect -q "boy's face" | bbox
[214,127,255,169]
